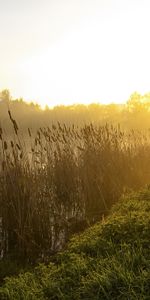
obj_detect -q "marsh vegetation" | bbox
[0,92,150,298]
[1,102,150,263]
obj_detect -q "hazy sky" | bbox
[0,0,150,107]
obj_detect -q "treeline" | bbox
[1,89,150,132]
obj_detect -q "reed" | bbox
[1,112,150,263]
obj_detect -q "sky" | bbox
[0,0,150,107]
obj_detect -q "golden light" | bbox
[1,0,150,108]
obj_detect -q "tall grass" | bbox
[1,112,150,262]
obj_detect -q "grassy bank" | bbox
[0,188,150,299]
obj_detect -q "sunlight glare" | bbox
[1,0,150,107]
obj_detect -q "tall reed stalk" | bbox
[1,112,150,262]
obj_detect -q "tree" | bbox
[127,92,141,111]
[0,89,11,104]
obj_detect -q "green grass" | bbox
[0,189,150,299]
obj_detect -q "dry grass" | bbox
[1,111,150,262]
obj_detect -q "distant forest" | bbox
[1,89,150,133]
